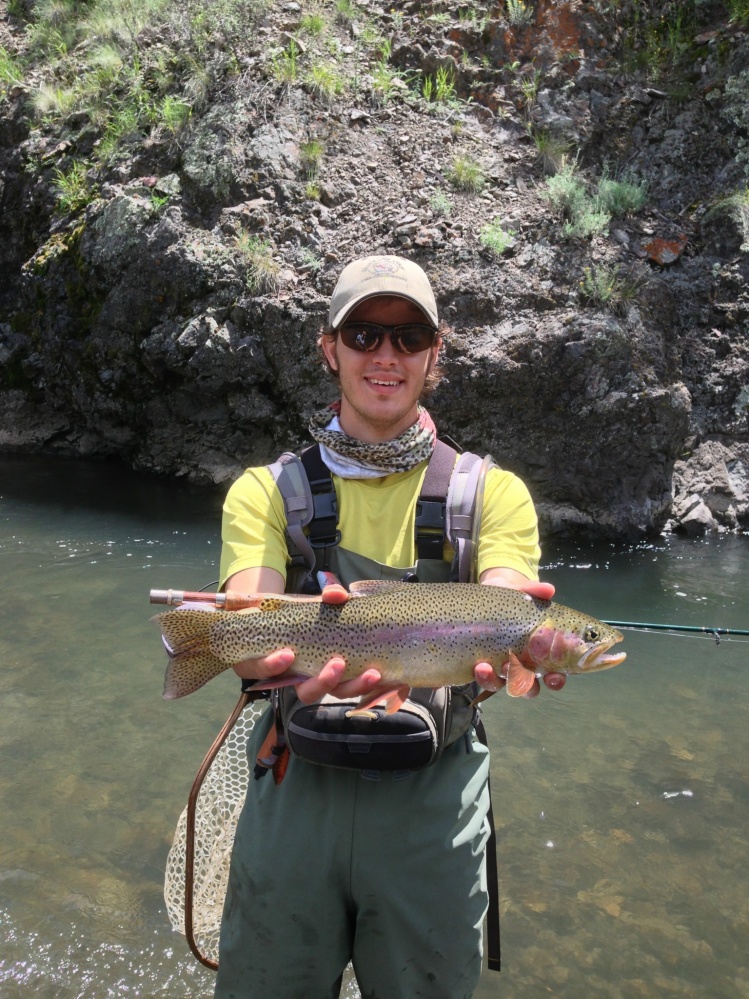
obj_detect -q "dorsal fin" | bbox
[234,592,323,614]
[348,580,414,597]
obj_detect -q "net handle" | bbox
[184,690,266,970]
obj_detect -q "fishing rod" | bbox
[149,582,338,610]
[150,588,260,610]
[601,619,749,644]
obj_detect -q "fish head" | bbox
[523,607,626,676]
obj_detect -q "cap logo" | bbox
[361,256,408,283]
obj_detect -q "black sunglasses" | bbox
[337,322,438,354]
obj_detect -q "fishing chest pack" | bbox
[262,438,494,774]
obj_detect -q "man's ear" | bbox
[321,334,338,372]
[426,337,442,374]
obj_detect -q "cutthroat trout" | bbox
[155,580,625,701]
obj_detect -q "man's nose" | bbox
[373,333,399,362]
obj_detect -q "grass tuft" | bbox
[236,232,280,294]
[448,154,485,193]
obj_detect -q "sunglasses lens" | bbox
[339,324,383,351]
[392,325,435,353]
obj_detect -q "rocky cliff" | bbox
[1,0,749,537]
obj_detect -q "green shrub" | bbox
[564,209,610,240]
[299,247,322,271]
[306,63,345,103]
[300,138,325,177]
[335,0,357,26]
[506,0,533,28]
[305,180,321,200]
[543,162,588,216]
[371,58,407,106]
[728,0,749,22]
[159,95,191,133]
[0,47,23,86]
[422,65,457,105]
[580,264,644,315]
[531,129,570,176]
[300,13,326,35]
[479,220,515,255]
[448,154,485,193]
[711,189,749,253]
[430,189,452,217]
[597,172,647,217]
[31,83,78,116]
[53,161,96,214]
[272,40,300,85]
[542,161,612,239]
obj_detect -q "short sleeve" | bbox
[476,467,540,581]
[219,467,289,587]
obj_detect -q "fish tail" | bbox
[153,610,231,699]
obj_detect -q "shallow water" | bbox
[0,455,747,999]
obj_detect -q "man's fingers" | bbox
[474,662,506,692]
[475,660,564,697]
[332,668,382,700]
[321,584,349,604]
[518,580,555,600]
[295,657,347,703]
[296,660,383,704]
[231,647,294,680]
[543,672,566,691]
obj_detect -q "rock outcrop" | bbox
[1,0,749,536]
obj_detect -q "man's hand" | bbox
[474,568,566,698]
[230,583,383,701]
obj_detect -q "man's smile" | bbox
[366,376,402,387]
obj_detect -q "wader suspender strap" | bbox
[300,445,341,550]
[270,451,317,575]
[414,439,457,560]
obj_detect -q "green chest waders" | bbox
[164,440,502,972]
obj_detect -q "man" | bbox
[214,255,563,999]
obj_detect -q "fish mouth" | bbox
[580,641,627,672]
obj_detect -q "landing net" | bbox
[164,698,264,966]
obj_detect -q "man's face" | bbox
[321,295,441,443]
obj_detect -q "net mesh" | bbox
[164,699,264,965]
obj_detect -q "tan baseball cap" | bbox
[329,255,438,328]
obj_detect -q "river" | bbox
[0,454,747,999]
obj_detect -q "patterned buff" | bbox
[308,402,437,478]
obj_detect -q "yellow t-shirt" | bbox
[219,458,540,587]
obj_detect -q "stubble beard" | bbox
[338,372,423,440]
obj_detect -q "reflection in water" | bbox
[1,456,748,999]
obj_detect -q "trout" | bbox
[155,580,625,701]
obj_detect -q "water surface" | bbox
[1,455,747,999]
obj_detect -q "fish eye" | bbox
[584,626,600,642]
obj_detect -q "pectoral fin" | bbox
[505,651,538,698]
